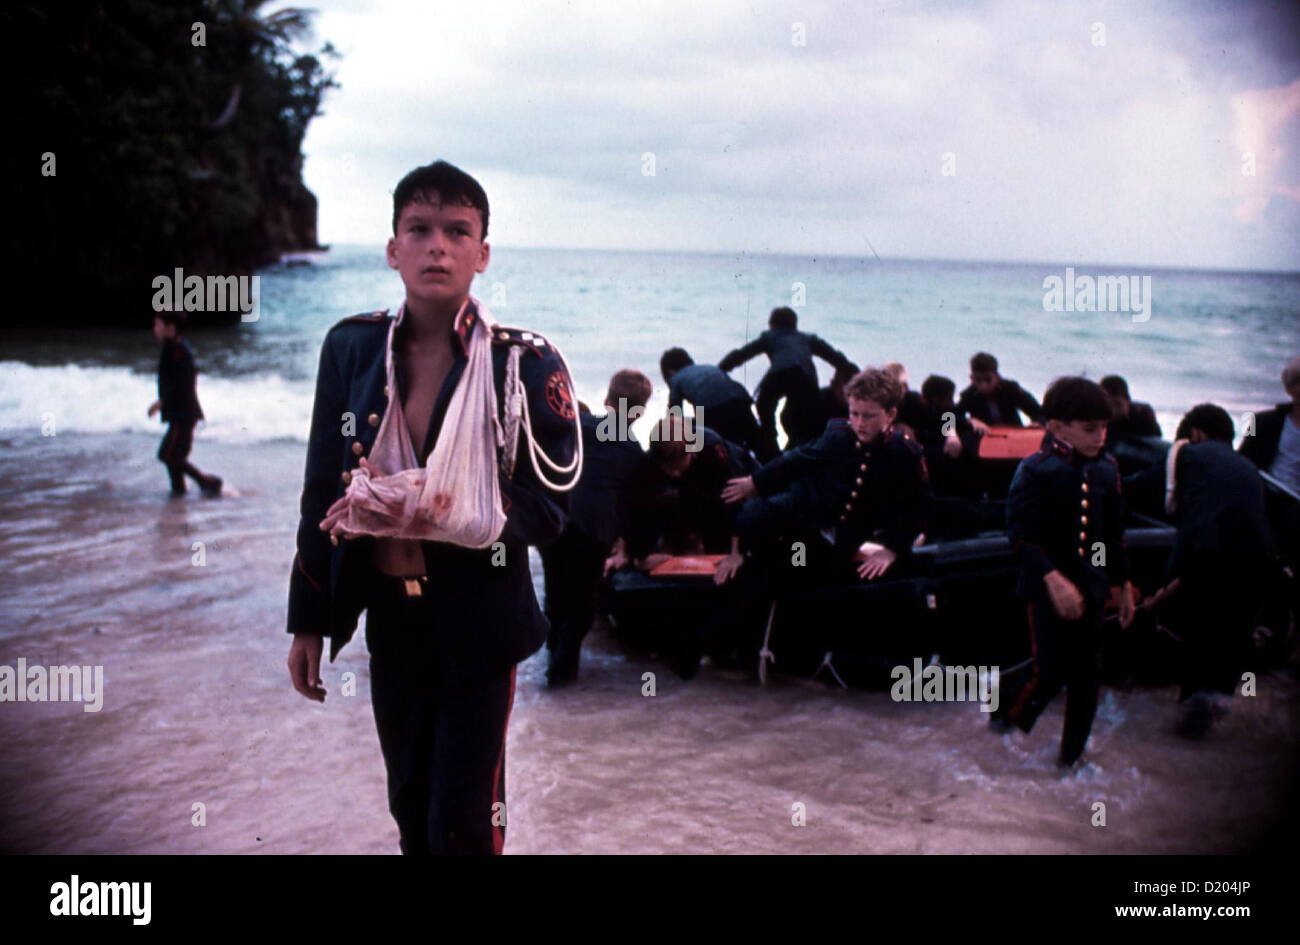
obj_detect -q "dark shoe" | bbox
[988,713,1013,734]
[199,475,223,497]
[168,487,186,498]
[546,659,578,689]
[1177,692,1214,739]
[669,649,701,681]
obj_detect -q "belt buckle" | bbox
[402,577,424,597]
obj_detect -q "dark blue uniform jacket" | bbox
[667,363,753,411]
[751,418,933,558]
[567,406,646,545]
[957,378,1044,428]
[1006,431,1128,603]
[286,300,579,673]
[158,338,204,423]
[718,329,858,391]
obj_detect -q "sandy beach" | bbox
[1,429,1295,854]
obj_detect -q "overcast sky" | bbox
[298,0,1300,271]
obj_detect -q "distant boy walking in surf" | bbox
[148,309,222,497]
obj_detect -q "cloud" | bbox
[299,0,1300,270]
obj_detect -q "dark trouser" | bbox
[690,496,856,672]
[1169,557,1263,701]
[756,366,820,459]
[1001,589,1102,766]
[702,398,765,461]
[540,525,611,681]
[364,580,517,855]
[158,421,208,492]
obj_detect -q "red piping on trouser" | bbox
[491,665,518,856]
[1008,601,1040,722]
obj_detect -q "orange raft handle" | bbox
[976,426,1045,460]
[648,554,729,577]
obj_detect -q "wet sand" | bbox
[1,431,1295,853]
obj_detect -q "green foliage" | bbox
[4,0,338,325]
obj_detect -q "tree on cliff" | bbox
[2,0,338,326]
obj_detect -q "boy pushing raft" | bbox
[682,368,933,678]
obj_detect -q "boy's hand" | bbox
[320,457,396,538]
[287,634,326,702]
[857,547,897,581]
[147,400,161,419]
[1143,577,1181,610]
[603,547,628,576]
[714,551,744,585]
[969,418,992,436]
[1044,570,1085,620]
[943,435,963,458]
[1117,581,1136,629]
[721,476,757,504]
[640,553,672,573]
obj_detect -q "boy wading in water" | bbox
[148,310,222,497]
[993,376,1135,769]
[285,161,579,854]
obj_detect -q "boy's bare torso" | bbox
[371,335,455,577]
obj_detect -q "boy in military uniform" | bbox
[284,161,579,854]
[1125,404,1278,737]
[148,309,222,497]
[698,368,933,675]
[540,369,652,687]
[717,306,859,458]
[995,376,1135,768]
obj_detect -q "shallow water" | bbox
[0,432,1294,853]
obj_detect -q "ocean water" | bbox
[0,248,1296,854]
[2,246,1297,444]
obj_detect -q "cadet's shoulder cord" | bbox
[506,341,583,493]
[492,328,584,492]
[500,345,523,479]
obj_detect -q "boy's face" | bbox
[847,396,897,442]
[152,317,175,342]
[1049,419,1108,458]
[971,371,1000,396]
[386,195,489,309]
[657,452,693,479]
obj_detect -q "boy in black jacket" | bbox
[285,161,579,854]
[995,376,1135,768]
[717,306,859,458]
[1125,404,1278,737]
[694,368,932,676]
[148,310,222,497]
[958,351,1044,431]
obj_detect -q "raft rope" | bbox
[757,600,778,686]
[812,651,849,690]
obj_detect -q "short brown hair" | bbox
[607,369,652,412]
[845,368,903,410]
[154,310,187,329]
[648,414,690,466]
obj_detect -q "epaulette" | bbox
[338,309,390,325]
[490,325,551,357]
[887,425,924,455]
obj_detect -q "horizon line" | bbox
[303,243,1300,278]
